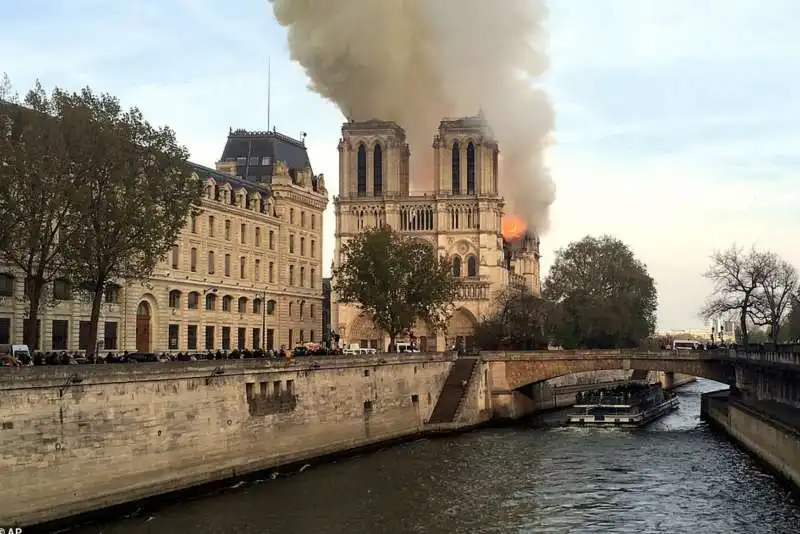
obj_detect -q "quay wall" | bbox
[702,390,800,490]
[0,354,455,527]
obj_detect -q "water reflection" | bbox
[67,380,800,534]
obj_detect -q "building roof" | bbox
[218,128,311,185]
[188,161,271,197]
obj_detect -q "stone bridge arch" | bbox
[484,350,737,392]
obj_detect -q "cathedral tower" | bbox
[338,120,410,198]
[433,113,499,197]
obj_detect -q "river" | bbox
[64,379,800,534]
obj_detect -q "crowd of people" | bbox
[0,344,346,367]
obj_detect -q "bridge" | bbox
[426,348,800,425]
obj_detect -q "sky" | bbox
[2,0,799,332]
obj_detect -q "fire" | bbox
[502,214,527,240]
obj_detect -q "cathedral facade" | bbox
[332,115,541,352]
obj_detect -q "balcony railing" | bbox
[335,189,497,201]
[456,278,491,301]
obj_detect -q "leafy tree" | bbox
[0,80,84,347]
[701,245,777,345]
[333,226,459,351]
[749,254,797,343]
[543,235,657,349]
[473,284,550,350]
[55,87,203,357]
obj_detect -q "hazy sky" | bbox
[3,0,798,331]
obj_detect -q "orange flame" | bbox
[502,214,527,240]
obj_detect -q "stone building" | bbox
[332,115,540,352]
[0,129,328,353]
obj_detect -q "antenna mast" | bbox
[267,56,272,131]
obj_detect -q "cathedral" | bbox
[331,114,541,352]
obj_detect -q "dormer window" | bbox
[236,157,246,166]
[262,157,271,166]
[249,156,258,166]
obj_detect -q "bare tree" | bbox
[701,245,773,346]
[750,254,797,343]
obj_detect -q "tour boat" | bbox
[567,382,679,427]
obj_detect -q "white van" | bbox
[0,344,32,365]
[394,342,419,353]
[673,340,701,351]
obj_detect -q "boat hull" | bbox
[568,397,679,427]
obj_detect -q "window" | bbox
[169,290,181,308]
[209,215,215,237]
[310,330,315,342]
[53,279,72,300]
[205,325,215,350]
[310,240,316,258]
[289,234,295,253]
[310,268,316,288]
[225,220,231,240]
[236,156,247,166]
[467,255,478,277]
[300,237,305,256]
[288,302,293,317]
[240,223,246,244]
[249,156,258,166]
[237,327,246,349]
[299,330,305,342]
[188,292,200,309]
[238,296,248,314]
[191,215,197,233]
[208,251,215,274]
[222,295,232,312]
[104,321,118,350]
[104,284,119,304]
[310,304,315,318]
[240,256,246,279]
[224,254,231,277]
[267,300,276,315]
[269,230,275,249]
[222,327,231,350]
[0,318,10,344]
[267,328,275,350]
[289,265,295,286]
[255,259,261,281]
[255,227,262,246]
[299,301,305,318]
[300,266,305,287]
[453,256,462,277]
[253,328,261,349]
[187,325,198,350]
[311,214,316,230]
[190,247,197,272]
[288,329,293,348]
[51,320,68,350]
[253,298,262,314]
[261,156,271,166]
[290,208,295,224]
[171,245,179,269]
[0,273,13,297]
[301,211,306,227]
[168,324,179,350]
[467,142,476,194]
[205,293,217,311]
[268,261,274,283]
[374,144,383,194]
[357,143,367,195]
[451,141,460,193]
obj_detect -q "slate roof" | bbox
[188,161,271,197]
[218,128,312,185]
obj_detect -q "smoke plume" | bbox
[269,0,556,232]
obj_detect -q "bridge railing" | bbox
[727,350,800,368]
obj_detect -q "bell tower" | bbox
[433,113,499,197]
[338,119,410,198]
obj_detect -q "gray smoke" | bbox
[269,0,555,232]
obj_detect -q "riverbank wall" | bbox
[0,354,460,527]
[701,390,800,489]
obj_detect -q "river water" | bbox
[65,379,800,534]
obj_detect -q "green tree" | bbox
[0,80,84,347]
[700,245,775,346]
[473,284,550,350]
[333,226,459,351]
[55,87,203,357]
[543,235,657,349]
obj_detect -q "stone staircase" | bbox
[427,357,479,424]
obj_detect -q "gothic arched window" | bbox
[357,143,367,196]
[452,256,462,277]
[373,144,383,195]
[466,142,476,194]
[467,255,478,277]
[451,141,460,193]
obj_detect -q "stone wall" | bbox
[0,354,453,526]
[702,391,800,490]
